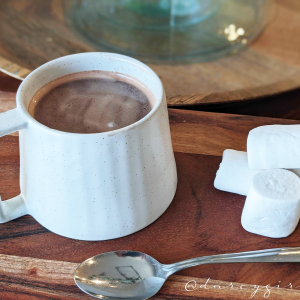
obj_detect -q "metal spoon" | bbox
[74,247,300,300]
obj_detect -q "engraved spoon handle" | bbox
[163,247,300,276]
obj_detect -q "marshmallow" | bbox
[248,125,300,169]
[214,149,300,196]
[241,169,300,238]
[214,150,257,196]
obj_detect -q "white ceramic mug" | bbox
[0,53,177,240]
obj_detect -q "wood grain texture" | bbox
[0,91,18,136]
[1,101,300,299]
[1,96,300,298]
[0,91,17,112]
[0,72,21,93]
[0,56,30,80]
[0,254,300,300]
[3,148,300,288]
[0,0,300,105]
[169,109,299,156]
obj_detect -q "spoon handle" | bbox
[163,247,300,276]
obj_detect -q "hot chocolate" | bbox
[28,71,154,133]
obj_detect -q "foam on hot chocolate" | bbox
[28,71,155,133]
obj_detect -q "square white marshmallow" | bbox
[248,125,300,169]
[241,169,300,238]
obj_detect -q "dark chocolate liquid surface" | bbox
[29,71,153,133]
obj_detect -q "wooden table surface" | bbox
[2,72,300,120]
[1,72,300,299]
[1,0,300,106]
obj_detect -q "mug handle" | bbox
[0,108,28,223]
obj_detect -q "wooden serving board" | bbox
[1,93,300,299]
[0,0,300,106]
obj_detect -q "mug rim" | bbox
[16,52,164,136]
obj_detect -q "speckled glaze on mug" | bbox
[0,53,177,240]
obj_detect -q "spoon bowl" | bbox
[74,250,166,300]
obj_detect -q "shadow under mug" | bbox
[0,53,177,240]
